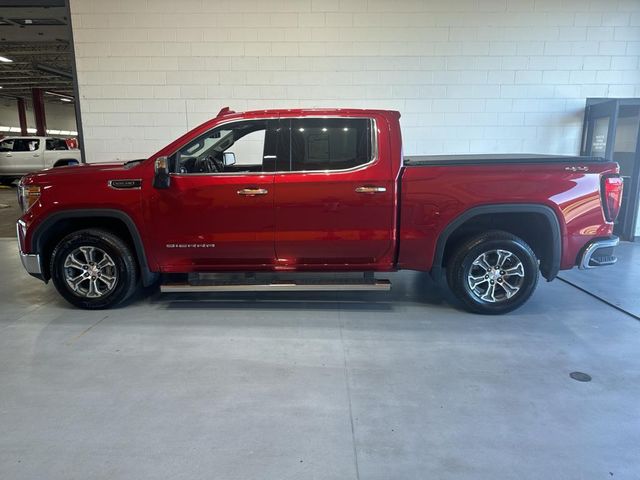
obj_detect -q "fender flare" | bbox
[430,203,562,281]
[31,209,157,286]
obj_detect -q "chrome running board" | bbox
[161,280,391,293]
[160,272,391,293]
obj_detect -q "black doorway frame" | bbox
[0,0,85,163]
[583,98,640,242]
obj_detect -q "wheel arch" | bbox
[52,158,80,167]
[31,209,157,286]
[431,204,562,281]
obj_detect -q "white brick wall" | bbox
[70,0,640,163]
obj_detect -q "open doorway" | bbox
[582,98,640,242]
[0,0,82,236]
[0,0,82,159]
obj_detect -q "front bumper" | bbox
[20,252,42,275]
[17,220,43,277]
[579,235,619,269]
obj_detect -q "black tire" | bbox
[50,229,138,309]
[446,230,539,315]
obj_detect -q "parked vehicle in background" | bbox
[16,108,623,314]
[0,136,81,185]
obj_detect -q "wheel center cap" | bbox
[489,270,501,280]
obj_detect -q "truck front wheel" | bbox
[50,229,138,309]
[446,230,539,315]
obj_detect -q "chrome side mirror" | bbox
[223,152,236,166]
[153,156,170,189]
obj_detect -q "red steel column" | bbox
[17,98,28,135]
[31,88,47,136]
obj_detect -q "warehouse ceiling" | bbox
[0,4,74,103]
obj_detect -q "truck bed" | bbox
[403,153,605,166]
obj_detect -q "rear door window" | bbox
[46,138,68,150]
[286,118,373,171]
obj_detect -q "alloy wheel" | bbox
[467,249,525,303]
[63,246,118,298]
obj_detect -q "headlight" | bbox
[18,184,41,213]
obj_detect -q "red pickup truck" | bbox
[17,107,623,314]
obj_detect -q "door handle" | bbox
[33,153,39,157]
[237,188,268,196]
[355,186,387,194]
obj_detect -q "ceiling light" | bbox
[343,127,349,131]
[0,56,13,63]
[322,128,327,132]
[60,97,72,102]
[10,18,66,26]
[298,128,304,132]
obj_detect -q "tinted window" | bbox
[288,118,372,171]
[46,138,68,150]
[0,140,13,152]
[172,120,281,174]
[1,139,40,152]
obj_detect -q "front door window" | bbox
[170,120,282,174]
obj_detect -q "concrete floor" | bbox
[559,240,640,318]
[0,185,20,238]
[1,237,640,480]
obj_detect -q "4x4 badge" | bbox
[564,166,589,172]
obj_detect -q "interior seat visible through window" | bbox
[170,119,283,174]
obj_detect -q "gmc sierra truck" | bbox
[16,108,623,314]
[0,136,81,184]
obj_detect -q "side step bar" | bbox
[161,280,391,293]
[160,272,391,293]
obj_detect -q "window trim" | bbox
[169,116,378,177]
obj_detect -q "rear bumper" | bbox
[579,235,619,269]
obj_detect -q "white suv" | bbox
[0,136,82,185]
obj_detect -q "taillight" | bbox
[601,175,623,222]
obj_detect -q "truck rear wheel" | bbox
[50,229,138,309]
[446,230,539,315]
